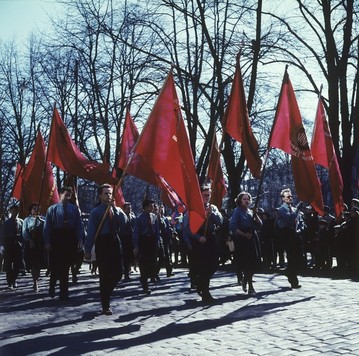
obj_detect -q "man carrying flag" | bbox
[183,184,223,304]
[267,68,324,215]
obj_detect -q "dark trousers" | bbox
[281,228,303,287]
[138,235,157,290]
[120,234,134,278]
[50,230,77,298]
[4,242,22,286]
[95,234,123,310]
[190,236,218,296]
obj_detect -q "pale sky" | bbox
[0,0,60,44]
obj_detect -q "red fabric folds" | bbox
[268,70,324,215]
[127,71,205,233]
[48,107,116,185]
[207,135,227,208]
[21,132,59,215]
[222,55,262,178]
[311,97,344,218]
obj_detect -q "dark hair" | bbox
[143,199,155,209]
[28,203,39,213]
[97,184,112,196]
[123,202,131,208]
[9,204,19,211]
[59,186,73,195]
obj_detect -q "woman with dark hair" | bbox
[229,192,262,296]
[22,203,45,293]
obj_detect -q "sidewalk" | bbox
[1,263,359,355]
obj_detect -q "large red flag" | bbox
[207,134,227,208]
[222,54,262,178]
[47,107,116,185]
[268,70,324,215]
[21,132,59,216]
[12,163,24,200]
[119,106,186,212]
[311,97,344,218]
[128,71,205,233]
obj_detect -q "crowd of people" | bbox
[0,183,358,315]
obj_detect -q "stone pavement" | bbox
[1,263,359,356]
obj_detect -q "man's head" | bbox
[123,202,132,215]
[98,184,113,205]
[143,199,155,213]
[280,188,293,205]
[200,184,211,205]
[59,186,73,204]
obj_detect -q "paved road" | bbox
[1,263,359,355]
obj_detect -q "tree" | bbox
[263,0,359,202]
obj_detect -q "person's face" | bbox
[240,194,251,208]
[100,187,113,204]
[60,191,72,204]
[282,192,293,205]
[201,190,211,205]
[144,203,154,213]
[31,205,39,216]
[123,205,131,215]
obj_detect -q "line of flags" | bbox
[11,58,345,230]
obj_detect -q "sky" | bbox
[0,0,318,127]
[0,0,60,44]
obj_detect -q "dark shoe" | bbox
[242,278,247,293]
[202,293,215,304]
[291,284,302,289]
[166,272,175,277]
[102,308,113,316]
[248,288,257,296]
[144,288,152,295]
[72,275,78,283]
[190,281,197,290]
[59,294,69,301]
[124,275,131,282]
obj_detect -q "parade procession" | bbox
[0,1,359,354]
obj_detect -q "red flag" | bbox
[117,107,139,171]
[12,163,24,200]
[119,106,186,212]
[110,168,125,208]
[222,54,262,178]
[268,70,324,215]
[128,71,205,233]
[311,97,344,218]
[47,107,116,185]
[207,134,227,208]
[21,132,59,216]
